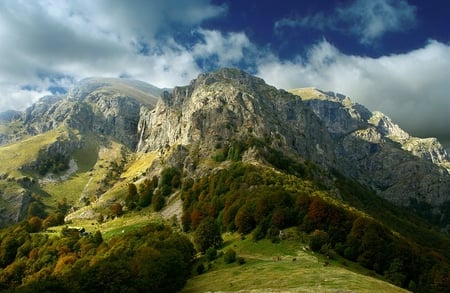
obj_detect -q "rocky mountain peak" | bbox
[289,87,450,213]
[137,68,335,171]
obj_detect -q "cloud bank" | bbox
[257,39,450,144]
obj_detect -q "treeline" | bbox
[125,167,181,212]
[37,153,70,175]
[180,162,450,292]
[0,222,195,292]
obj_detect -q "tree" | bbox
[152,193,165,211]
[309,230,328,252]
[110,202,123,217]
[28,217,43,233]
[193,218,223,253]
[234,206,255,234]
[126,183,138,209]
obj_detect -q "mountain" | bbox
[1,68,450,234]
[290,88,450,227]
[0,69,450,291]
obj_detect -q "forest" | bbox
[0,222,194,292]
[178,159,450,292]
[1,138,450,292]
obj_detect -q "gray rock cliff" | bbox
[136,68,335,172]
[290,88,450,219]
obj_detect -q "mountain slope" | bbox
[290,87,450,229]
[0,69,450,292]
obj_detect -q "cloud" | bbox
[0,0,227,112]
[275,0,416,44]
[257,39,450,144]
[192,29,254,69]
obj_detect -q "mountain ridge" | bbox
[0,69,449,229]
[1,69,450,292]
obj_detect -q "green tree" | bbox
[152,193,165,211]
[309,230,328,252]
[126,183,138,209]
[193,218,223,253]
[224,248,237,264]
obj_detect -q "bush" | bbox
[196,263,205,275]
[309,230,328,252]
[223,249,236,264]
[205,247,217,261]
[237,257,245,265]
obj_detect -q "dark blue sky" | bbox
[204,0,449,58]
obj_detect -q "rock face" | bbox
[137,68,335,169]
[290,88,450,212]
[21,78,161,149]
[0,188,31,228]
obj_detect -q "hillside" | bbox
[0,69,449,292]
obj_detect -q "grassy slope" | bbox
[182,233,409,293]
[0,127,67,177]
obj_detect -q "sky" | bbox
[0,0,449,147]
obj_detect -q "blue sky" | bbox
[0,0,449,146]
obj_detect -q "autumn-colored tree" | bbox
[110,202,123,217]
[306,196,330,230]
[28,216,43,233]
[234,205,255,234]
[43,213,64,229]
[190,209,204,230]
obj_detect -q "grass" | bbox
[0,120,25,136]
[120,151,158,180]
[181,233,409,293]
[46,206,162,241]
[0,127,67,177]
[39,134,133,213]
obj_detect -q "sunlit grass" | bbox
[181,233,409,293]
[121,151,157,180]
[0,127,67,177]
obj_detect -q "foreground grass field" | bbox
[181,233,409,293]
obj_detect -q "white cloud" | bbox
[0,0,227,112]
[257,40,450,143]
[337,0,417,44]
[275,0,416,44]
[192,29,254,67]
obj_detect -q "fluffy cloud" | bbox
[257,40,450,144]
[0,0,227,111]
[192,29,254,68]
[275,0,416,44]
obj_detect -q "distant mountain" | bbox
[0,69,449,291]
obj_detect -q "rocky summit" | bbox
[0,68,449,230]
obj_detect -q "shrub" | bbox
[205,247,217,261]
[196,263,205,275]
[223,249,236,264]
[309,230,328,252]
